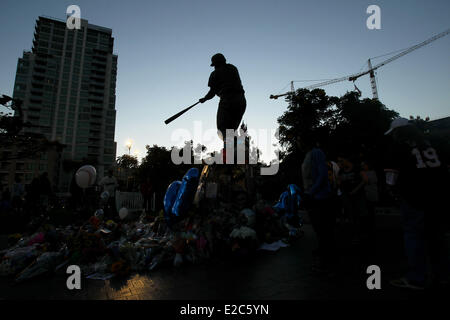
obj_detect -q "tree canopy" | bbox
[0,94,64,161]
[277,89,399,167]
[116,154,139,170]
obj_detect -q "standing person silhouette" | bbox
[199,53,246,163]
[385,118,450,290]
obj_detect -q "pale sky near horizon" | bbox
[1,0,449,163]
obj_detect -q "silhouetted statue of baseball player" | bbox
[199,53,246,162]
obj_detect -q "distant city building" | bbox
[10,16,118,191]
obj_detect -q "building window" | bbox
[0,162,11,170]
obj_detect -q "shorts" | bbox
[217,94,246,139]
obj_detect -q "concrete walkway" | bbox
[0,212,447,300]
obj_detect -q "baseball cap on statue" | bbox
[385,117,411,135]
[210,53,226,66]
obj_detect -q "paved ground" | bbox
[0,210,447,300]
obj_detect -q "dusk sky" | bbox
[1,0,449,163]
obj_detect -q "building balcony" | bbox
[90,124,102,131]
[89,135,101,141]
[31,82,44,89]
[35,58,47,66]
[91,110,103,117]
[32,75,45,82]
[93,48,108,55]
[91,62,106,69]
[89,85,105,93]
[87,154,100,159]
[28,105,41,112]
[89,69,106,76]
[30,90,43,97]
[88,140,101,146]
[89,90,104,97]
[88,98,103,104]
[28,115,40,121]
[29,98,42,104]
[93,56,107,63]
[90,118,102,126]
[34,67,46,74]
[88,147,100,153]
[89,76,105,84]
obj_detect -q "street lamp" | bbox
[125,139,132,155]
[124,139,134,190]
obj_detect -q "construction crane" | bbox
[270,28,450,100]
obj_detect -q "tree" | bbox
[1,94,64,161]
[277,89,399,168]
[329,91,399,160]
[0,94,24,136]
[277,88,338,157]
[116,154,138,170]
[136,144,182,211]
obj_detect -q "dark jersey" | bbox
[208,64,245,98]
[386,139,449,209]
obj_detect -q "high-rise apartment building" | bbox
[11,16,118,191]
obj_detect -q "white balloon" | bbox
[75,170,90,189]
[77,165,97,186]
[119,207,128,220]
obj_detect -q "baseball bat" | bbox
[164,101,200,125]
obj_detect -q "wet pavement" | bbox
[0,210,447,300]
